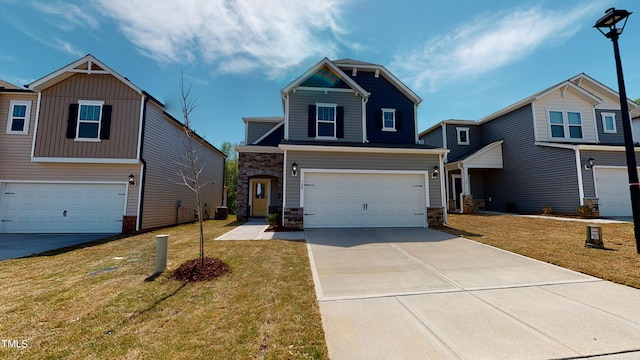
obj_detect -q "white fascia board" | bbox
[31,157,141,164]
[338,63,422,104]
[278,143,449,155]
[478,96,536,124]
[242,116,283,123]
[236,145,284,154]
[419,119,476,138]
[570,73,639,109]
[252,121,284,145]
[535,81,602,105]
[535,141,639,152]
[281,58,370,99]
[462,140,503,163]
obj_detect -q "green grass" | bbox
[0,217,328,359]
[437,213,640,288]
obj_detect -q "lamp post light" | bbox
[594,8,640,254]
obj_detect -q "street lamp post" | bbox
[594,8,640,254]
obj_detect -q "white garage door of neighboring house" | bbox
[303,172,427,228]
[1,183,126,233]
[595,167,638,217]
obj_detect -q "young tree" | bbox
[220,142,238,214]
[176,74,208,264]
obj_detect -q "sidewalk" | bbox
[214,218,305,240]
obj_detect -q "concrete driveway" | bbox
[0,233,117,261]
[306,227,640,359]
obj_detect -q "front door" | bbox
[251,180,269,217]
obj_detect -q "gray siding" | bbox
[33,74,140,159]
[420,126,443,147]
[580,150,640,198]
[480,104,581,213]
[141,102,224,230]
[284,151,442,208]
[287,90,363,142]
[595,109,625,145]
[247,121,279,144]
[446,124,481,161]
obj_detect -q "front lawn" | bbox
[0,217,327,359]
[438,213,640,289]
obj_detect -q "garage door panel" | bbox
[595,167,640,217]
[1,183,126,233]
[303,172,427,228]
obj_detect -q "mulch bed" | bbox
[170,257,231,282]
[263,225,301,232]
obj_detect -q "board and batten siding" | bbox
[33,74,140,159]
[287,89,363,142]
[284,150,441,208]
[140,102,224,230]
[534,87,598,143]
[247,121,279,144]
[481,104,582,213]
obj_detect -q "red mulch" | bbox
[170,257,231,282]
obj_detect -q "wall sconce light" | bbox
[291,162,298,177]
[584,157,595,170]
[128,174,136,186]
[432,165,440,178]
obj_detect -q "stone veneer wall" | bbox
[583,198,600,217]
[427,207,444,227]
[283,208,304,229]
[462,195,474,214]
[237,151,284,221]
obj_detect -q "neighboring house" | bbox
[420,73,640,217]
[0,54,225,234]
[237,58,448,229]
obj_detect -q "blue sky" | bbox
[2,0,639,148]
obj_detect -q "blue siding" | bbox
[420,126,443,147]
[446,124,481,161]
[349,71,416,144]
[595,109,625,145]
[480,104,581,213]
[256,124,284,146]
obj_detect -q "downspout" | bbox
[282,93,289,140]
[282,149,288,223]
[440,152,448,224]
[362,97,368,143]
[137,96,149,231]
[441,122,448,162]
[575,148,585,206]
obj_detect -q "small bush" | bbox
[505,202,518,213]
[266,213,281,226]
[542,206,553,215]
[576,205,595,219]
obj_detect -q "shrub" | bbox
[266,213,281,226]
[505,202,518,213]
[576,205,595,219]
[542,206,553,215]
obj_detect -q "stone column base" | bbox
[283,208,304,229]
[122,216,137,234]
[462,195,474,214]
[427,207,444,227]
[583,198,600,217]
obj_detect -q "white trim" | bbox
[333,62,422,104]
[439,152,447,224]
[295,86,356,94]
[299,169,430,218]
[283,150,288,211]
[284,94,290,140]
[315,103,337,139]
[236,145,284,154]
[31,157,140,164]
[136,95,145,160]
[535,142,639,152]
[456,127,470,145]
[531,102,540,142]
[441,123,447,153]
[601,112,617,134]
[136,163,144,231]
[547,109,584,141]
[76,100,104,141]
[451,174,462,212]
[279,143,449,155]
[252,121,284,145]
[575,149,585,206]
[414,104,419,144]
[242,116,283,123]
[30,92,41,159]
[381,108,396,131]
[362,97,367,143]
[6,100,32,135]
[281,58,370,99]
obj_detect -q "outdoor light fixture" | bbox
[584,157,595,171]
[432,165,440,178]
[291,162,298,177]
[128,174,136,186]
[594,8,640,254]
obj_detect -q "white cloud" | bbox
[91,0,349,78]
[391,4,602,93]
[32,1,100,30]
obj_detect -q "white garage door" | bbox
[303,172,427,228]
[595,167,638,217]
[1,183,126,233]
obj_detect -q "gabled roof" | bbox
[0,79,25,90]
[570,73,639,109]
[419,119,477,138]
[281,57,369,98]
[446,140,504,167]
[26,54,142,94]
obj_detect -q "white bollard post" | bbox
[155,235,168,274]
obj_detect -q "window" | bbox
[316,103,336,138]
[457,127,469,145]
[77,100,103,140]
[6,100,31,134]
[602,112,617,133]
[548,110,583,140]
[382,108,396,131]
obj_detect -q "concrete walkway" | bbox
[306,227,640,359]
[214,218,305,240]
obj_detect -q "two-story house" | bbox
[420,73,640,217]
[237,58,448,229]
[0,54,225,234]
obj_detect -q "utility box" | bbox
[585,225,604,249]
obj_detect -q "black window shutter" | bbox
[308,105,316,137]
[336,106,344,138]
[66,103,79,138]
[375,109,382,130]
[100,105,112,140]
[396,110,402,130]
